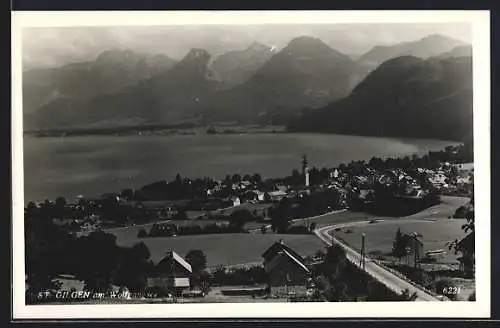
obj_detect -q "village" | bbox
[24,142,475,303]
[39,144,473,235]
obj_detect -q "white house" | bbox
[231,197,241,207]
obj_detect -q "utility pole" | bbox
[360,233,366,270]
[413,234,420,269]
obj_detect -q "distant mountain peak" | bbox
[247,41,271,52]
[420,33,464,43]
[357,33,468,71]
[95,48,138,62]
[286,35,329,49]
[182,48,211,62]
[282,35,348,59]
[209,43,274,86]
[289,55,473,141]
[379,55,423,66]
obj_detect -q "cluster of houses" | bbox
[145,240,313,299]
[331,162,474,204]
[40,155,473,234]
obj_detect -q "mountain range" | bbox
[435,45,473,59]
[26,49,221,129]
[288,55,473,141]
[209,42,275,88]
[23,34,473,141]
[349,34,468,91]
[22,49,177,115]
[203,36,358,123]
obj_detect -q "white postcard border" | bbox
[11,10,491,319]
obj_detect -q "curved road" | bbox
[314,223,441,301]
[311,196,470,302]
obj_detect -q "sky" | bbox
[22,23,471,69]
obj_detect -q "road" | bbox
[314,223,441,301]
[309,196,469,301]
[248,209,348,233]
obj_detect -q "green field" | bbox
[333,219,467,265]
[101,196,469,269]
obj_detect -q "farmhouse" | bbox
[262,240,304,266]
[262,241,311,297]
[230,196,241,207]
[268,190,288,202]
[147,251,193,296]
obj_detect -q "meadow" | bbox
[334,219,467,266]
[100,196,468,269]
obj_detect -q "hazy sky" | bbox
[22,23,471,69]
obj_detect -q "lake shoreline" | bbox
[23,124,288,138]
[22,133,464,204]
[23,124,464,143]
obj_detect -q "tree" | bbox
[291,169,301,186]
[196,270,212,294]
[25,214,67,298]
[75,230,122,293]
[54,196,67,219]
[392,228,407,263]
[185,250,207,273]
[325,282,349,301]
[231,174,242,183]
[55,196,67,208]
[173,208,188,220]
[25,201,38,219]
[322,244,348,279]
[175,174,183,186]
[314,249,326,260]
[448,196,475,273]
[228,209,252,231]
[270,198,293,233]
[206,126,217,134]
[121,189,134,200]
[132,242,151,260]
[251,173,262,184]
[137,228,148,238]
[115,242,153,292]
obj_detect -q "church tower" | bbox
[302,155,310,187]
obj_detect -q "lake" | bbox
[22,133,458,203]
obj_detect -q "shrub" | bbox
[137,228,147,238]
[285,225,311,234]
[210,266,267,286]
[434,278,458,300]
[173,208,188,220]
[468,291,476,301]
[453,205,467,218]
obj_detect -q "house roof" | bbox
[262,241,304,263]
[264,250,310,274]
[156,251,192,273]
[268,191,287,197]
